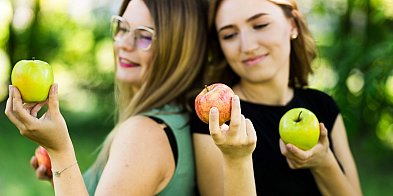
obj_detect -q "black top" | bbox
[191,88,340,195]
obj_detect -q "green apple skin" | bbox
[279,108,320,150]
[11,60,54,103]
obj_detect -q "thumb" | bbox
[48,83,60,115]
[319,123,329,145]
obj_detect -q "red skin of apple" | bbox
[35,146,52,177]
[195,83,235,125]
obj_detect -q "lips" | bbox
[242,54,267,66]
[119,57,140,68]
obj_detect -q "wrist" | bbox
[311,150,336,174]
[223,155,253,168]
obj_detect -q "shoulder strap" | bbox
[145,115,178,166]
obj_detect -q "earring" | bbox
[291,33,298,39]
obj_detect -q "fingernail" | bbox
[211,107,218,114]
[54,84,58,94]
[8,85,12,96]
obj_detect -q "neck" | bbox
[234,80,294,106]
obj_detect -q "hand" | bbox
[30,155,53,182]
[279,123,330,169]
[5,84,70,152]
[209,95,257,160]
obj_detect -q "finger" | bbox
[48,84,60,115]
[31,101,48,117]
[245,119,257,144]
[30,156,39,169]
[5,86,21,124]
[23,103,41,116]
[240,115,247,139]
[319,123,329,146]
[209,107,222,141]
[228,95,241,137]
[279,139,288,155]
[286,143,311,161]
[36,165,50,180]
[12,87,35,124]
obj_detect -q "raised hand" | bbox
[5,84,70,152]
[208,95,257,160]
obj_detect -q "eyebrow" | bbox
[217,13,268,33]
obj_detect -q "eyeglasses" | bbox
[111,15,155,51]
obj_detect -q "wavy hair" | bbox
[86,0,207,187]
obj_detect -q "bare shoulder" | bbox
[96,116,175,195]
[112,115,169,152]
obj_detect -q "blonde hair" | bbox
[206,0,316,88]
[87,0,207,186]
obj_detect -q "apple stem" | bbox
[205,85,209,92]
[296,111,303,122]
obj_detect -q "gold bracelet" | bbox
[53,161,78,177]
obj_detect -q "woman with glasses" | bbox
[5,0,206,195]
[191,0,362,195]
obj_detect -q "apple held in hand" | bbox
[279,108,320,150]
[11,59,54,103]
[195,83,235,125]
[35,146,52,177]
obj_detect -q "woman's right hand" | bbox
[30,155,53,183]
[208,95,258,196]
[5,84,71,153]
[208,95,257,160]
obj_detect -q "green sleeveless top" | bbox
[83,104,196,196]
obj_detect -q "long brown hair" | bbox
[205,0,316,88]
[87,0,207,187]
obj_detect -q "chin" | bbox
[116,72,141,84]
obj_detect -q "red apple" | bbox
[35,146,52,177]
[195,83,235,125]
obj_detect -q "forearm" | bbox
[223,156,256,196]
[48,142,88,196]
[311,150,361,196]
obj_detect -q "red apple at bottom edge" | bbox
[195,83,235,125]
[35,146,52,177]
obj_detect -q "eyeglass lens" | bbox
[111,18,154,50]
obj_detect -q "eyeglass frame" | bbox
[111,15,156,51]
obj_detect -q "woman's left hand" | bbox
[279,123,330,169]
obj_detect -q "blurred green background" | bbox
[1,0,393,195]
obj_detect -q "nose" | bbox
[115,33,136,51]
[239,31,259,53]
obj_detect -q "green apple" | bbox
[11,59,54,102]
[279,108,320,150]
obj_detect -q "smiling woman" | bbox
[5,0,208,196]
[191,0,362,195]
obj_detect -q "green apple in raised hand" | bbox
[11,59,54,102]
[279,108,320,150]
